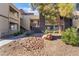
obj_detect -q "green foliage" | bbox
[13,31,23,36]
[57,3,74,18]
[31,3,74,24]
[62,28,79,46]
[31,3,58,24]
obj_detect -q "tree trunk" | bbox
[63,17,65,31]
[39,13,45,32]
[57,16,62,34]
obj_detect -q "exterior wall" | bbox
[9,3,20,33]
[73,4,79,29]
[73,17,79,28]
[0,3,20,38]
[21,15,30,30]
[21,15,39,30]
[0,3,9,17]
[0,16,9,37]
[0,3,9,37]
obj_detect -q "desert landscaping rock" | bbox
[1,37,79,56]
[42,33,53,40]
[0,37,44,56]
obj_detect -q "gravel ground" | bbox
[0,37,79,56]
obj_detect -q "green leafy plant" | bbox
[62,27,79,46]
[13,31,23,36]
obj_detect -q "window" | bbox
[76,4,79,11]
[50,26,54,30]
[54,25,59,30]
[10,24,18,31]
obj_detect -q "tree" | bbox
[31,3,74,33]
[31,4,46,31]
[58,3,74,18]
[57,3,74,33]
[31,4,57,31]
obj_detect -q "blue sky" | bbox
[15,3,31,12]
[15,3,30,8]
[14,3,39,15]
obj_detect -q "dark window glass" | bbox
[76,4,79,11]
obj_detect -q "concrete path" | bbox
[0,33,43,47]
[0,32,27,47]
[0,35,25,47]
[0,40,13,47]
[31,33,43,37]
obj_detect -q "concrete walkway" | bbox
[0,33,26,47]
[0,35,25,47]
[0,40,13,47]
[31,33,43,37]
[0,33,43,47]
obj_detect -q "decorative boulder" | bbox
[42,33,53,40]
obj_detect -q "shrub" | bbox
[13,31,23,36]
[62,27,79,46]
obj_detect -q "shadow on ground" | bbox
[0,33,44,40]
[52,36,61,40]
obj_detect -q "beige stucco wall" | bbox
[21,15,30,30]
[0,3,20,37]
[30,15,39,19]
[21,15,39,30]
[0,16,9,37]
[73,18,79,28]
[72,4,79,29]
[9,3,20,32]
[0,4,9,37]
[0,3,9,17]
[73,11,79,29]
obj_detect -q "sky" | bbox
[14,3,39,15]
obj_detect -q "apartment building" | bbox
[20,9,39,31]
[73,4,79,30]
[0,3,20,38]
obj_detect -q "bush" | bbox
[62,28,79,46]
[62,27,79,46]
[13,31,23,36]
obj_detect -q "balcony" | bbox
[9,6,20,21]
[9,12,19,20]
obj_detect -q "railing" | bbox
[9,12,19,20]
